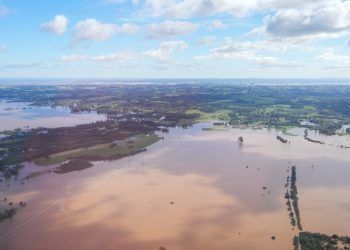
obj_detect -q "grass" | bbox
[34,134,160,166]
[185,109,230,122]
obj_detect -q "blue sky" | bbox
[1,0,350,78]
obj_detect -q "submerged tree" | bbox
[238,136,244,145]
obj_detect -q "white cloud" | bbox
[73,19,116,42]
[135,0,350,45]
[73,19,139,43]
[143,40,188,60]
[134,0,349,44]
[0,44,7,51]
[139,0,254,19]
[198,37,300,68]
[59,51,139,64]
[41,15,69,35]
[267,3,350,36]
[137,0,329,19]
[92,51,140,62]
[250,0,350,43]
[148,21,198,38]
[143,41,194,70]
[197,36,216,46]
[316,51,350,69]
[115,23,139,34]
[210,19,227,29]
[60,54,88,62]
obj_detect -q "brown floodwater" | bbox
[0,123,350,250]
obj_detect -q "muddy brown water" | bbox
[0,123,349,250]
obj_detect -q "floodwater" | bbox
[0,123,350,250]
[0,100,106,131]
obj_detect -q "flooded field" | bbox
[0,100,106,131]
[0,123,350,250]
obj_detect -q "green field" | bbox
[186,109,230,122]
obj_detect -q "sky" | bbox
[1,0,350,79]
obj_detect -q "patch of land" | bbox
[0,120,160,177]
[54,159,94,174]
[34,134,160,165]
[2,84,350,136]
[296,232,350,250]
[285,165,303,231]
[2,84,350,179]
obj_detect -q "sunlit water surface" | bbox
[0,100,106,131]
[0,123,350,250]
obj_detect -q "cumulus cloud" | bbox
[210,19,227,29]
[92,51,140,62]
[316,51,350,69]
[143,40,188,61]
[138,0,255,19]
[73,19,116,42]
[143,41,197,70]
[135,0,350,45]
[41,15,69,35]
[197,36,216,46]
[136,0,328,19]
[266,3,350,37]
[248,0,350,43]
[148,21,198,38]
[73,19,138,43]
[115,23,139,34]
[197,37,300,68]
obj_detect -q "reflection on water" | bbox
[0,100,106,131]
[0,124,350,250]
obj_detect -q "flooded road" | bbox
[0,123,349,250]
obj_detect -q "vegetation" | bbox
[1,84,350,135]
[2,83,350,177]
[34,134,160,165]
[0,208,16,222]
[0,120,159,177]
[277,135,289,144]
[285,166,302,230]
[297,232,350,250]
[293,236,300,250]
[54,159,93,174]
[304,129,325,145]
